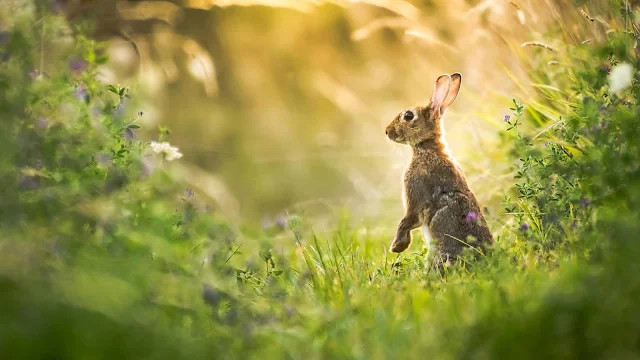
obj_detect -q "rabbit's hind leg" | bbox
[428,195,477,261]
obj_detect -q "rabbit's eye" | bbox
[402,110,416,121]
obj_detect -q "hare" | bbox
[385,73,493,270]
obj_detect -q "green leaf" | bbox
[259,249,272,261]
[127,124,140,129]
[96,55,108,65]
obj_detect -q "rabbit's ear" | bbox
[440,73,462,114]
[430,74,452,115]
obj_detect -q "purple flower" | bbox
[202,284,220,306]
[69,57,88,73]
[74,86,87,101]
[465,211,478,223]
[37,117,48,129]
[95,153,110,165]
[186,188,194,198]
[276,216,288,230]
[90,106,102,118]
[544,142,550,147]
[18,176,38,190]
[123,127,135,141]
[503,115,511,122]
[46,0,65,13]
[601,66,611,74]
[520,222,530,231]
[28,69,40,80]
[581,197,591,207]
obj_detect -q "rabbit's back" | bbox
[404,146,473,217]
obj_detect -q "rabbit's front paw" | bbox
[390,232,411,253]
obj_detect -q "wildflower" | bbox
[465,211,478,223]
[544,142,550,147]
[90,106,102,118]
[50,0,65,12]
[520,222,530,231]
[581,197,591,207]
[186,188,194,198]
[202,284,220,306]
[68,57,88,73]
[95,153,110,165]
[28,69,41,80]
[276,215,288,229]
[123,127,135,141]
[37,117,48,129]
[503,114,511,122]
[150,141,183,161]
[138,110,144,116]
[608,62,634,94]
[18,176,38,190]
[74,86,87,101]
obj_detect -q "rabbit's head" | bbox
[385,73,462,146]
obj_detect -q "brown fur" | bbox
[385,73,493,271]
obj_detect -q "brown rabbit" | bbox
[385,73,493,270]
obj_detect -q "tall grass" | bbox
[2,0,640,359]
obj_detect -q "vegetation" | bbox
[1,0,640,359]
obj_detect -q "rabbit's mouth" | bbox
[386,128,404,143]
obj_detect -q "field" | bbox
[1,0,640,359]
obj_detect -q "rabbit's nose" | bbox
[385,129,389,135]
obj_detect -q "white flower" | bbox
[150,141,183,161]
[608,62,634,94]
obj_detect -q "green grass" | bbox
[2,0,640,359]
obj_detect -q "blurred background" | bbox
[3,0,574,227]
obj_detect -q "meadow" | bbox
[1,0,640,359]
